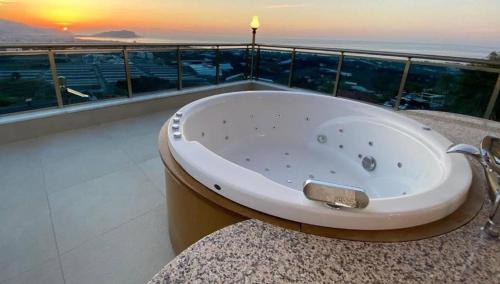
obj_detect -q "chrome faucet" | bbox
[447,136,500,238]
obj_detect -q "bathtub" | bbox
[166,91,472,230]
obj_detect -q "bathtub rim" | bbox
[165,90,473,230]
[159,120,484,246]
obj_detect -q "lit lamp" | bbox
[249,16,260,79]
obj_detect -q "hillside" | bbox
[0,19,73,42]
[91,30,139,38]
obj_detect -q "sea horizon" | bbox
[76,35,499,59]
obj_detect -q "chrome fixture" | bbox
[175,112,183,117]
[362,156,377,172]
[317,134,327,144]
[171,124,180,131]
[172,117,181,123]
[58,76,90,99]
[303,179,369,209]
[447,136,500,238]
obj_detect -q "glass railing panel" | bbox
[219,48,249,82]
[338,56,405,106]
[403,64,497,117]
[181,49,216,88]
[55,52,128,105]
[492,88,500,121]
[291,52,340,93]
[0,54,58,115]
[127,50,178,94]
[256,49,291,85]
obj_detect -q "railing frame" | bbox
[215,46,221,84]
[1,42,500,120]
[484,73,500,119]
[394,58,412,110]
[287,48,296,88]
[176,46,183,90]
[333,52,344,97]
[47,50,64,107]
[122,47,133,98]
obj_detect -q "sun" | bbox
[62,26,69,31]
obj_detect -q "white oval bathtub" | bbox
[167,91,472,230]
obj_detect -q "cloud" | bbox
[266,4,310,9]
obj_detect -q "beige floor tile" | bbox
[138,157,166,195]
[0,200,58,282]
[42,147,134,194]
[118,131,160,164]
[61,203,174,284]
[35,126,115,161]
[3,257,64,284]
[49,165,164,253]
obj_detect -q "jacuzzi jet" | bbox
[362,156,377,172]
[317,134,327,144]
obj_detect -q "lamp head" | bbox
[250,16,260,30]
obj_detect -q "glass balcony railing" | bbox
[337,56,405,106]
[56,52,129,105]
[128,50,178,93]
[0,53,58,114]
[402,64,498,117]
[0,43,499,122]
[219,48,250,83]
[256,44,500,121]
[181,49,217,88]
[291,52,340,93]
[255,49,292,85]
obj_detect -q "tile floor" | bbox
[0,110,176,284]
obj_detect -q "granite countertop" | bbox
[149,111,500,283]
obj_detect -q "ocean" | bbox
[77,36,499,59]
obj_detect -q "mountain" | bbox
[91,30,139,38]
[0,19,73,42]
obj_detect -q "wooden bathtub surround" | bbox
[159,122,483,254]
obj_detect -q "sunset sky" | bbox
[1,0,499,45]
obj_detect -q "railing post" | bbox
[47,49,63,107]
[332,52,344,96]
[244,45,250,79]
[484,72,500,119]
[250,32,256,79]
[394,58,412,111]
[122,47,133,98]
[255,46,261,80]
[215,46,220,84]
[288,48,296,88]
[176,46,182,90]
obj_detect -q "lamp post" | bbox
[249,16,260,79]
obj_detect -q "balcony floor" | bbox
[0,109,175,284]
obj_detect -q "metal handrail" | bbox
[0,42,249,50]
[3,42,498,67]
[257,43,500,67]
[0,42,499,120]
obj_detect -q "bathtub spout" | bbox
[447,137,500,239]
[446,144,482,162]
[303,179,369,209]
